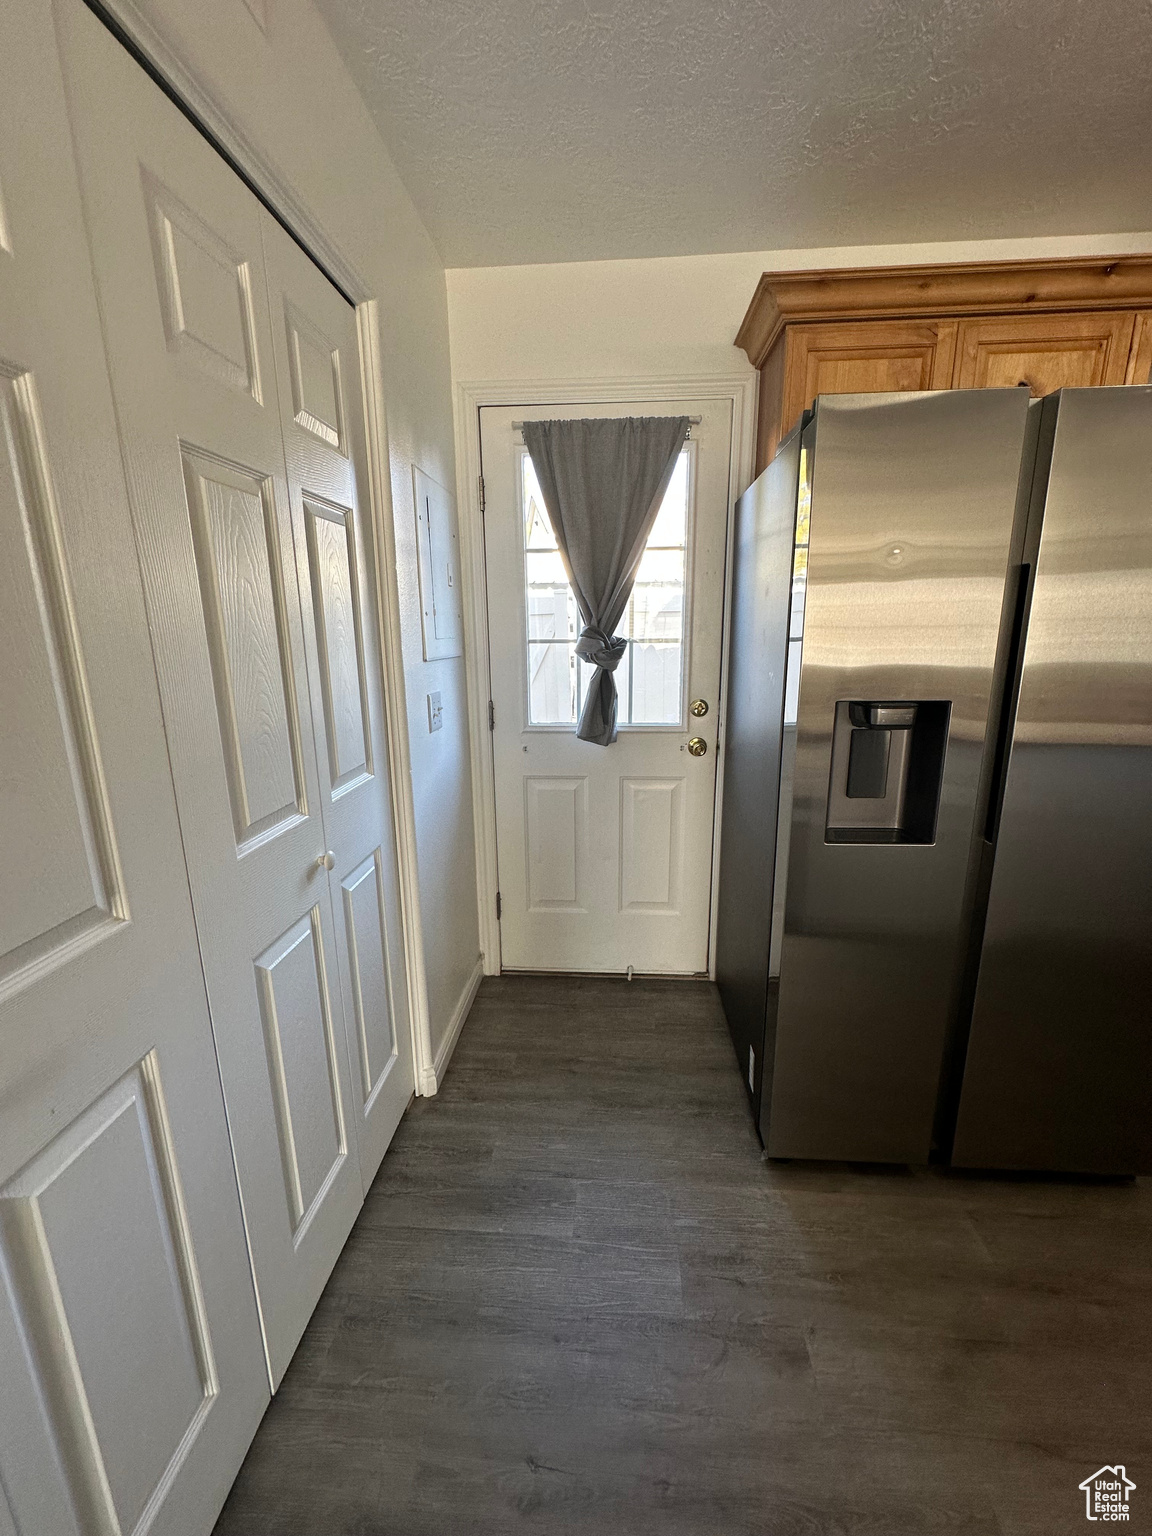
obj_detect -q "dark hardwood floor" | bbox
[213,975,1152,1535]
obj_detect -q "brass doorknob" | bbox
[690,699,709,717]
[687,737,708,757]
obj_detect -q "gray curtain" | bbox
[522,415,689,745]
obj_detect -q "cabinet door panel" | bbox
[780,319,957,449]
[953,311,1135,393]
[1127,313,1152,384]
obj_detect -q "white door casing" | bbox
[481,399,733,974]
[0,6,268,1535]
[56,0,410,1387]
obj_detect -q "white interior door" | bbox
[481,399,732,974]
[0,7,267,1535]
[56,0,402,1387]
[261,213,414,1181]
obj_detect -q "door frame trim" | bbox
[455,373,759,976]
[74,0,435,1094]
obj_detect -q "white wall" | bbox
[127,0,480,1069]
[447,230,1152,393]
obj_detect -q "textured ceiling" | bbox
[314,0,1152,267]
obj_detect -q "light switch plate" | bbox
[428,690,444,733]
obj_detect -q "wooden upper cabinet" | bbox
[738,257,1152,473]
[953,311,1135,392]
[782,319,957,444]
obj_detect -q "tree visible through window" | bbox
[522,449,689,726]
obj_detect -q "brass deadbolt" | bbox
[690,698,709,717]
[687,737,708,757]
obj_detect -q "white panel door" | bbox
[481,399,732,973]
[0,7,267,1536]
[261,214,414,1183]
[56,0,365,1387]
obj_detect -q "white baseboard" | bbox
[421,954,484,1094]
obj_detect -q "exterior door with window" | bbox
[481,400,732,974]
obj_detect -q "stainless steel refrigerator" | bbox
[717,386,1035,1161]
[718,387,1148,1173]
[950,387,1152,1174]
[716,384,1152,1171]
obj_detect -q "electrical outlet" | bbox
[427,691,443,733]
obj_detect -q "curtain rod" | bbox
[511,415,702,430]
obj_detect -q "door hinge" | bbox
[478,473,486,515]
[488,699,495,731]
[495,890,502,921]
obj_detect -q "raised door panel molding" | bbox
[0,366,124,999]
[953,311,1136,392]
[620,778,683,913]
[524,776,586,912]
[143,172,262,401]
[0,1058,216,1536]
[781,319,957,446]
[283,300,345,453]
[1126,313,1152,384]
[736,256,1152,366]
[181,447,306,847]
[303,497,372,794]
[254,911,348,1240]
[340,851,398,1112]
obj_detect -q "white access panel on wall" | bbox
[0,6,268,1535]
[414,464,464,659]
[56,0,412,1387]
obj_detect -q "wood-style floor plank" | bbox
[213,975,1152,1536]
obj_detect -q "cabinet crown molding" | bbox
[735,255,1152,366]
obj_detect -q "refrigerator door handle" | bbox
[983,562,1032,845]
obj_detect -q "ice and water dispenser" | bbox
[825,699,950,844]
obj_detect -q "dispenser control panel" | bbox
[826,700,950,844]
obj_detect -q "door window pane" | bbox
[521,446,689,726]
[630,642,682,724]
[528,642,577,724]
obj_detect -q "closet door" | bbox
[57,0,365,1386]
[0,6,267,1535]
[262,217,414,1181]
